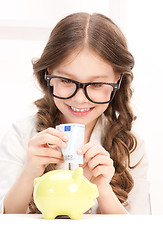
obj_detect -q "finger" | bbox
[84,145,109,162]
[38,133,67,148]
[34,155,64,166]
[92,165,115,178]
[44,156,64,166]
[77,142,95,155]
[34,147,63,159]
[88,155,113,170]
[38,127,69,142]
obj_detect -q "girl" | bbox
[0,12,150,214]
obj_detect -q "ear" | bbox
[115,74,121,83]
[47,68,51,75]
[72,167,83,184]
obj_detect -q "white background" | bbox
[0,0,163,214]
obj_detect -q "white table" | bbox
[0,214,162,240]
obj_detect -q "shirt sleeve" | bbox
[124,135,151,214]
[0,116,36,214]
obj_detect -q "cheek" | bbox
[96,103,109,114]
[53,98,65,112]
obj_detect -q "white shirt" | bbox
[0,115,151,214]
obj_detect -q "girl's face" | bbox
[50,48,120,131]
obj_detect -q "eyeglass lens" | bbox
[49,77,114,103]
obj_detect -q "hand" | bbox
[78,142,115,191]
[24,127,68,179]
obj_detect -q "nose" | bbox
[72,88,88,103]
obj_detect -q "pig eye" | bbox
[68,184,78,193]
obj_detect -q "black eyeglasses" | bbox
[44,71,123,104]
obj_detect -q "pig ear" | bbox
[34,177,41,187]
[72,167,83,183]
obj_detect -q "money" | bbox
[56,123,85,164]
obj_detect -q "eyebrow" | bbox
[55,70,109,81]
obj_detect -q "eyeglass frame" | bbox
[44,70,123,104]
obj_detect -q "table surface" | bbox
[0,214,162,240]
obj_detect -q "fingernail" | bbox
[77,148,82,154]
[83,158,87,164]
[48,143,55,148]
[62,142,67,148]
[63,135,69,141]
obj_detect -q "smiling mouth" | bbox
[70,106,91,112]
[67,105,94,114]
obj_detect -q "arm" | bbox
[4,169,35,214]
[96,182,127,214]
[3,127,68,214]
[78,142,127,214]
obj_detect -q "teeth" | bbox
[70,106,90,112]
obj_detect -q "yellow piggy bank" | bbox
[33,167,99,219]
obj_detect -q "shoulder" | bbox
[1,115,37,153]
[0,115,38,165]
[11,115,37,138]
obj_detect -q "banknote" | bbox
[56,123,85,164]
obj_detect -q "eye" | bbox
[60,78,72,84]
[91,83,103,88]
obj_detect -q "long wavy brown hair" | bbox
[29,12,138,213]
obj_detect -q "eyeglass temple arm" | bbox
[117,74,123,89]
[44,70,49,81]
